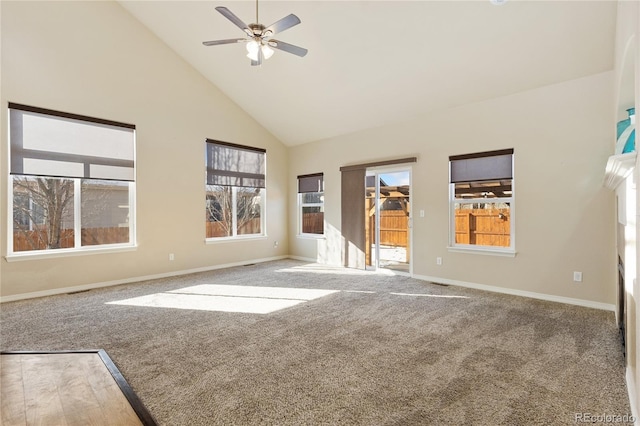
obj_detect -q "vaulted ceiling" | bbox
[119,1,616,146]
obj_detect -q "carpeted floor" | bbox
[0,259,632,425]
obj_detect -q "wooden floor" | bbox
[1,352,150,426]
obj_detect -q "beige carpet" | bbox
[0,259,632,425]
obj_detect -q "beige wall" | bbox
[290,70,616,306]
[0,0,622,310]
[0,1,289,298]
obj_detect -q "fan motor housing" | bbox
[249,23,266,36]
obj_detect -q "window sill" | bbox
[5,245,137,262]
[447,246,516,257]
[205,235,267,244]
[297,234,326,240]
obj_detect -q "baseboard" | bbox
[2,257,616,312]
[412,273,615,311]
[627,367,639,425]
[0,255,289,303]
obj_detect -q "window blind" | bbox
[298,173,323,193]
[449,149,513,183]
[9,104,135,182]
[206,140,266,188]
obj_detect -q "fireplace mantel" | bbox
[604,152,637,190]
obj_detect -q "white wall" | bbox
[0,1,289,298]
[290,71,616,307]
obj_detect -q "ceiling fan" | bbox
[202,0,308,66]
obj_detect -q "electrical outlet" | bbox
[274,241,279,248]
[573,271,582,282]
[169,253,175,261]
[436,257,442,265]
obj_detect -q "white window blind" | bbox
[9,104,135,182]
[206,139,266,188]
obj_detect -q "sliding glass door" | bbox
[365,168,411,273]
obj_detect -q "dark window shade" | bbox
[450,150,513,183]
[206,140,266,188]
[298,173,323,193]
[9,107,135,182]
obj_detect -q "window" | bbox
[298,173,324,236]
[8,104,136,255]
[449,149,514,253]
[205,140,266,239]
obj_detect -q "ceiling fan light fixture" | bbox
[246,39,260,60]
[246,39,259,54]
[262,44,274,60]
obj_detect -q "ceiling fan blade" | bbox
[202,38,246,46]
[270,39,308,57]
[264,14,301,36]
[215,6,251,35]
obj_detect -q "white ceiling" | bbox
[118,1,616,146]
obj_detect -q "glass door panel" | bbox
[378,171,410,272]
[365,170,411,273]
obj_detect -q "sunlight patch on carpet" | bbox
[106,285,339,314]
[390,292,469,299]
[170,284,338,300]
[275,264,391,276]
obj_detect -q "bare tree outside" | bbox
[206,186,233,237]
[12,176,74,251]
[236,187,262,235]
[206,185,262,238]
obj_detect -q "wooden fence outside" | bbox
[372,210,409,247]
[302,212,324,234]
[369,209,510,249]
[13,227,129,252]
[82,227,130,246]
[455,208,510,247]
[13,209,509,251]
[206,218,261,238]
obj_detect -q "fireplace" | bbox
[618,255,626,359]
